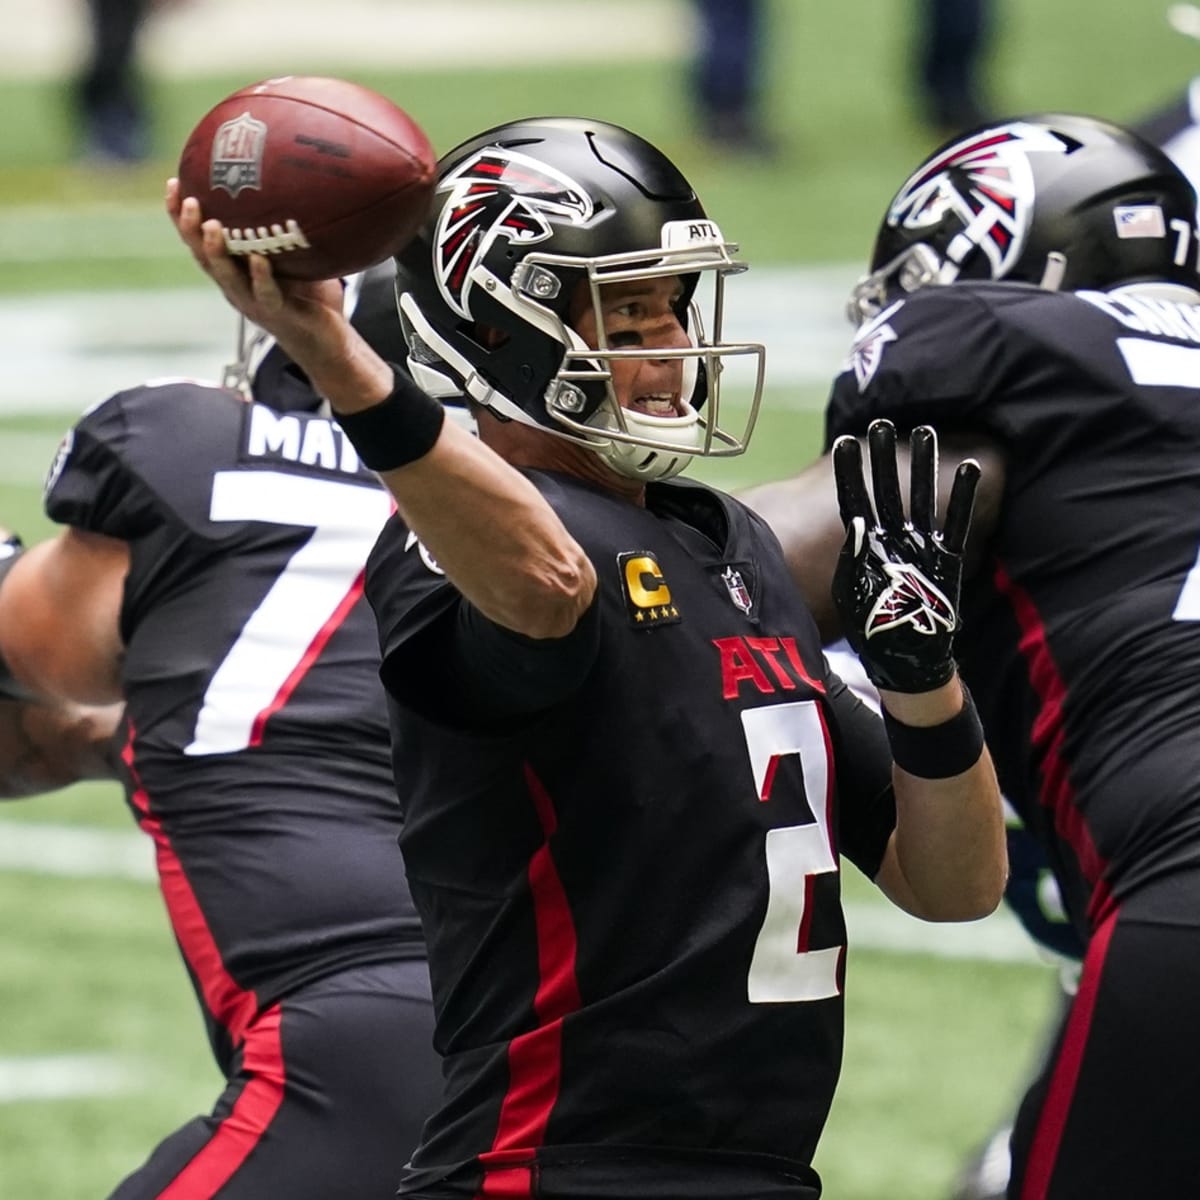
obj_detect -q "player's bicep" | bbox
[0,530,128,705]
[740,456,845,642]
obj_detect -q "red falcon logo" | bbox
[433,148,593,318]
[865,562,957,638]
[886,122,1069,280]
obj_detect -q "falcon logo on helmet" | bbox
[887,123,1069,281]
[865,561,957,638]
[433,148,593,318]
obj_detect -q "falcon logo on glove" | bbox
[831,418,979,693]
[865,561,956,638]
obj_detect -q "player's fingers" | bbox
[247,252,285,314]
[833,436,873,530]
[942,459,981,555]
[200,218,240,281]
[867,419,906,533]
[909,426,937,535]
[172,196,215,273]
[165,177,182,221]
[842,515,868,561]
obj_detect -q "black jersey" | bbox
[45,381,422,1058]
[366,471,897,1196]
[826,281,1200,934]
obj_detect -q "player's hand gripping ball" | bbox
[178,75,436,281]
[831,419,980,693]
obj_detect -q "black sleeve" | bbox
[825,668,896,879]
[823,286,1011,451]
[366,513,601,729]
[43,393,164,540]
[382,598,600,728]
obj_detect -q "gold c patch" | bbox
[617,551,681,628]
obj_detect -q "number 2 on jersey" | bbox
[186,470,392,755]
[743,700,841,1004]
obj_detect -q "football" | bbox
[178,76,437,281]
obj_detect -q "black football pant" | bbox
[106,960,439,1199]
[1007,870,1200,1198]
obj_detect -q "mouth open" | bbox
[630,392,680,418]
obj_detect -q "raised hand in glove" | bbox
[831,419,980,694]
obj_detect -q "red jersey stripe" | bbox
[248,569,366,747]
[993,563,1113,924]
[476,765,583,1196]
[1019,906,1117,1199]
[157,1005,287,1198]
[122,724,259,1043]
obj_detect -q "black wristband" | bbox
[882,684,985,779]
[334,365,445,472]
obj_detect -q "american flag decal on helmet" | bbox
[887,122,1069,280]
[433,148,593,318]
[865,561,957,638]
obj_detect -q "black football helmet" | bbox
[393,116,765,481]
[848,113,1200,324]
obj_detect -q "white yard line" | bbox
[0,1054,143,1101]
[0,818,1044,965]
[0,267,856,413]
[0,820,155,882]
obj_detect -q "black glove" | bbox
[830,419,979,693]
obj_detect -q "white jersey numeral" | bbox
[742,700,841,1003]
[1174,545,1200,621]
[185,470,392,756]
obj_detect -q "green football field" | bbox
[0,0,1173,1194]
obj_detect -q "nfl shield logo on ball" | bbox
[210,112,267,196]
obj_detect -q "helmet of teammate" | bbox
[848,113,1200,324]
[393,116,766,482]
[233,260,405,411]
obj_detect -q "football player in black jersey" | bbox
[0,263,442,1199]
[744,113,1200,1198]
[169,116,1006,1200]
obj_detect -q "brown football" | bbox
[178,76,437,281]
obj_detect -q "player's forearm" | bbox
[0,699,121,798]
[874,677,1008,920]
[885,748,1008,921]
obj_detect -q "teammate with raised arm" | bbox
[169,115,1005,1200]
[745,112,1200,1198]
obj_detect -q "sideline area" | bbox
[0,0,684,79]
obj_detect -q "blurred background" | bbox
[0,1,1195,1196]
